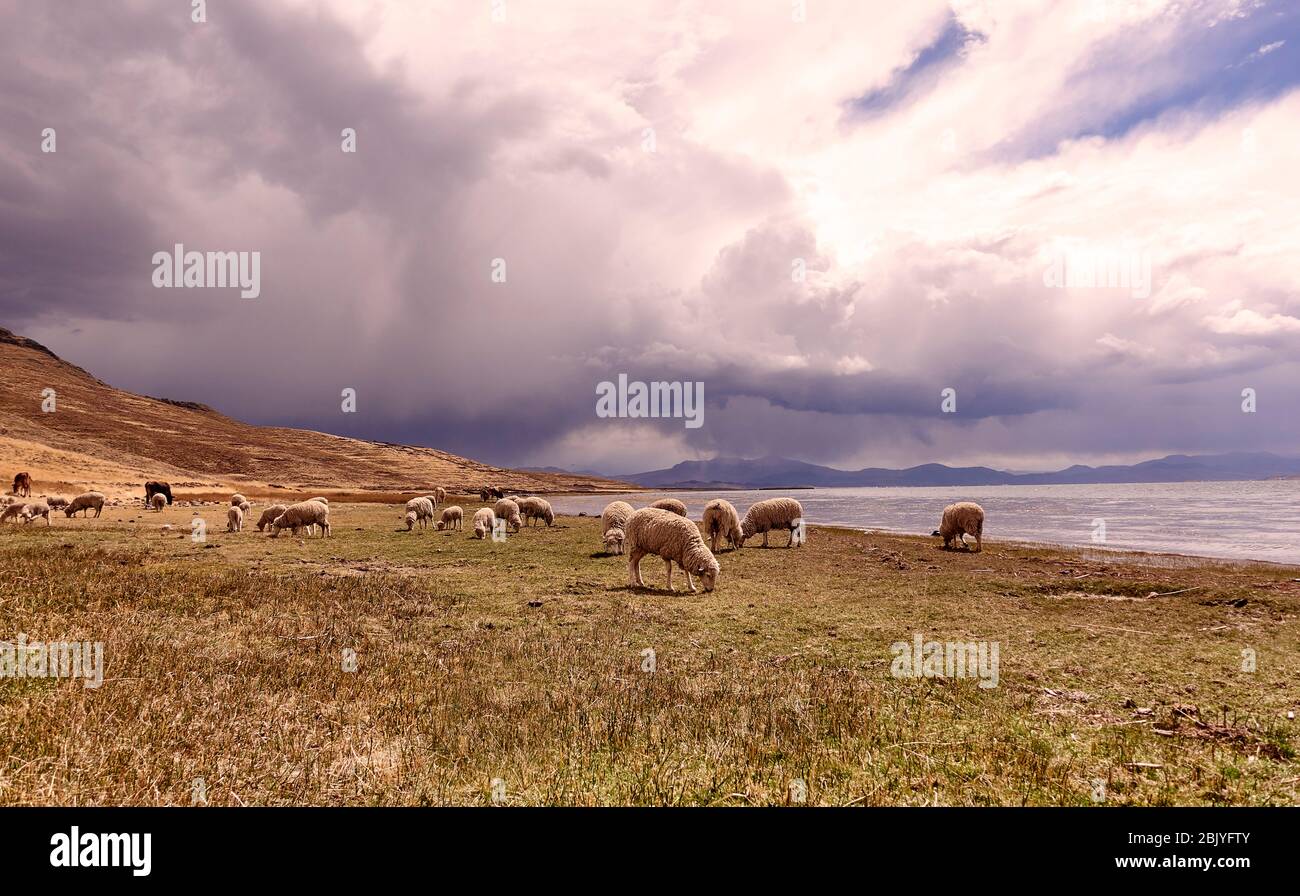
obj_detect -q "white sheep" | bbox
[404,496,435,530]
[933,502,985,552]
[472,507,495,539]
[701,498,743,552]
[434,487,446,506]
[64,491,106,518]
[21,500,52,525]
[741,497,805,548]
[227,505,244,532]
[256,504,287,531]
[493,499,522,532]
[45,496,70,511]
[271,501,331,538]
[230,493,247,507]
[601,500,634,554]
[518,496,554,527]
[149,492,167,512]
[437,505,464,531]
[0,503,25,523]
[649,498,688,517]
[625,507,719,593]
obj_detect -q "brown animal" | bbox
[12,472,31,497]
[144,480,173,506]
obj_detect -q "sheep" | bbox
[701,498,743,552]
[740,497,805,548]
[309,497,329,505]
[44,495,69,511]
[472,507,495,539]
[230,494,247,507]
[256,504,287,532]
[144,480,173,506]
[601,500,634,554]
[436,505,464,531]
[1,503,30,523]
[149,492,167,512]
[649,498,688,517]
[12,472,32,497]
[404,497,435,530]
[21,500,52,525]
[932,502,985,552]
[271,500,330,538]
[493,499,522,532]
[64,491,105,518]
[227,505,244,532]
[434,487,446,506]
[625,507,720,593]
[518,496,554,527]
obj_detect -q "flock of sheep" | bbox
[3,471,988,594]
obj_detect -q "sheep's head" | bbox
[436,521,446,531]
[695,559,720,592]
[404,511,417,530]
[931,529,942,537]
[740,518,758,542]
[603,527,624,550]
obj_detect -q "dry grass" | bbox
[0,503,1296,806]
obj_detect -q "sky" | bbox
[2,0,1298,475]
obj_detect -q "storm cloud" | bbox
[2,0,1298,474]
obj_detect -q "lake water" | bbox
[549,480,1300,565]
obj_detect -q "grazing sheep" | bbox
[649,498,688,517]
[144,480,173,506]
[472,507,495,539]
[230,494,247,507]
[518,496,554,527]
[740,497,805,548]
[271,501,330,538]
[493,499,522,532]
[932,502,985,552]
[12,472,32,497]
[601,500,634,554]
[45,496,69,511]
[404,497,435,530]
[701,498,743,552]
[227,505,244,532]
[21,501,52,525]
[64,491,106,518]
[149,492,167,512]
[256,504,287,532]
[1,503,27,523]
[437,505,464,531]
[625,507,720,593]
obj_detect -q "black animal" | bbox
[144,480,173,506]
[12,472,31,497]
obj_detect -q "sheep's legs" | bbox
[628,550,645,587]
[665,559,674,591]
[686,570,697,593]
[762,532,770,547]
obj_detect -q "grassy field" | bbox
[0,499,1297,806]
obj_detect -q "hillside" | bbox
[0,328,630,498]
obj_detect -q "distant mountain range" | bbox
[610,453,1300,489]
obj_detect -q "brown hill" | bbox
[0,328,630,500]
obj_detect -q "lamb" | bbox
[21,500,52,525]
[256,504,287,532]
[932,502,985,552]
[740,497,805,548]
[517,496,554,527]
[404,497,435,530]
[45,496,70,511]
[649,498,688,517]
[436,505,464,531]
[493,499,522,532]
[64,491,105,518]
[701,498,743,552]
[600,500,634,554]
[271,500,330,538]
[226,505,244,532]
[149,492,167,512]
[472,507,495,539]
[144,480,173,506]
[625,507,720,593]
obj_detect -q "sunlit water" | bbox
[549,480,1300,565]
